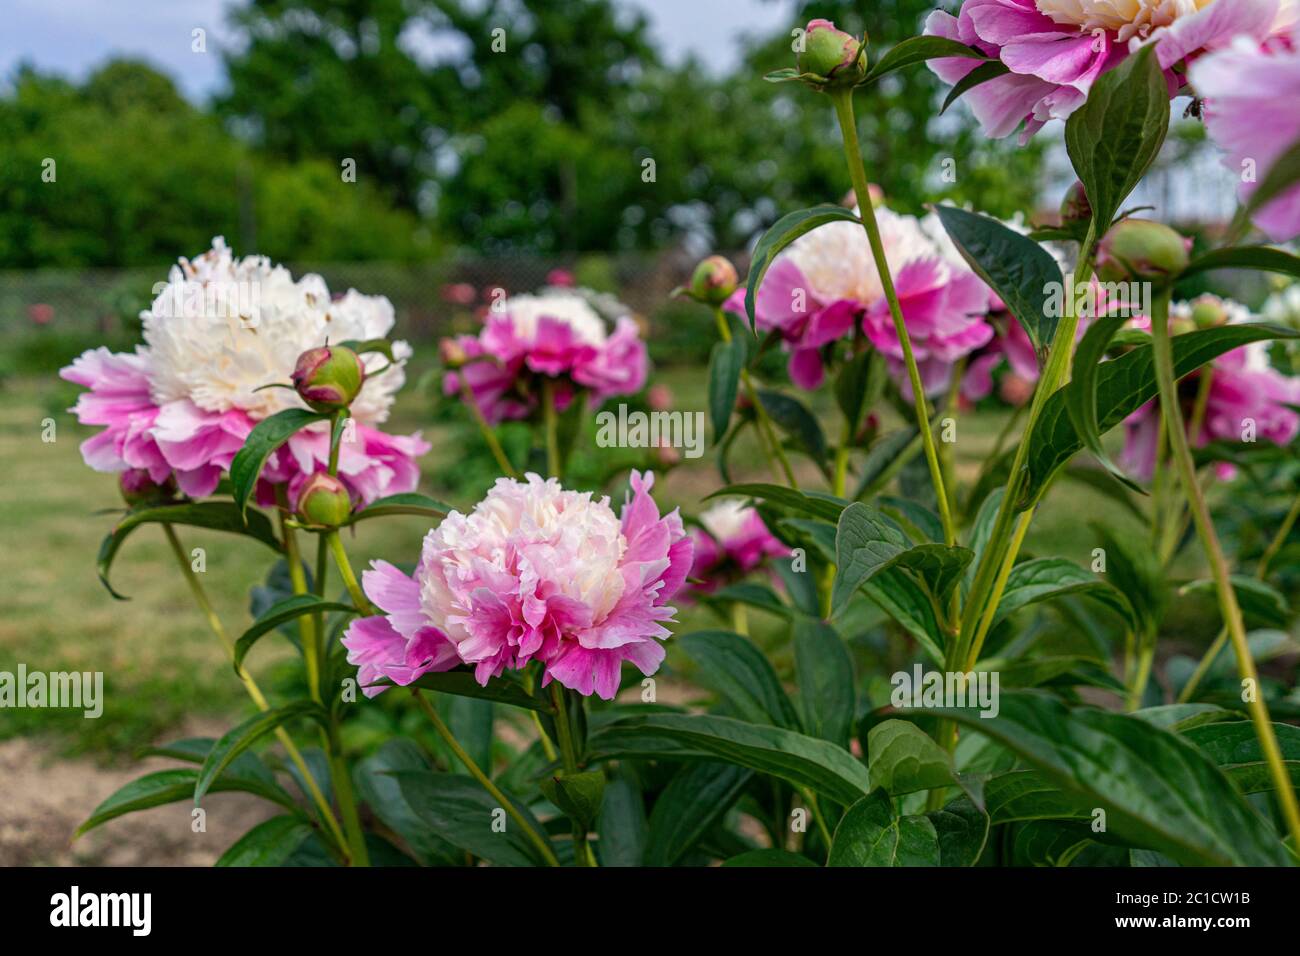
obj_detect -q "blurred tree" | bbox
[0,62,433,268]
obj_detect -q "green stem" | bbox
[549,684,596,866]
[161,523,349,860]
[1179,489,1300,703]
[714,307,799,488]
[542,379,561,480]
[276,488,321,704]
[1150,287,1300,846]
[327,529,375,616]
[460,379,517,478]
[412,690,560,866]
[831,88,954,547]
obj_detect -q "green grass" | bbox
[0,364,1156,758]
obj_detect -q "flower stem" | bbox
[160,523,350,860]
[715,306,799,488]
[541,378,561,480]
[549,684,596,866]
[830,88,953,546]
[412,689,559,866]
[1150,287,1300,846]
[459,380,518,478]
[275,488,321,704]
[327,529,375,616]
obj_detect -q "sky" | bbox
[0,0,795,102]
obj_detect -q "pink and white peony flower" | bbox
[61,238,428,504]
[1119,298,1300,477]
[725,207,993,395]
[341,471,693,700]
[442,290,649,424]
[926,0,1287,142]
[689,500,790,591]
[1189,33,1300,241]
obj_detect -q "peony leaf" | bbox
[793,617,855,748]
[97,501,282,600]
[194,701,329,806]
[934,205,1063,359]
[940,60,1010,114]
[233,594,357,673]
[644,762,752,866]
[230,407,328,517]
[707,340,743,444]
[828,791,941,866]
[743,204,860,330]
[344,492,453,524]
[216,816,317,866]
[1064,310,1147,494]
[863,35,987,84]
[1064,44,1169,234]
[1181,245,1300,279]
[678,630,800,729]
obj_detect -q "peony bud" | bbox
[292,345,365,413]
[797,19,868,87]
[120,469,176,507]
[439,338,470,369]
[296,472,353,527]
[1188,294,1229,329]
[689,255,739,306]
[1059,181,1091,225]
[1095,220,1191,285]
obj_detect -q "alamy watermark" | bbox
[0,665,103,718]
[890,665,1000,718]
[595,403,705,459]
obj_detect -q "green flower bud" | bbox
[797,19,868,88]
[1095,219,1191,285]
[1059,181,1091,225]
[689,255,739,305]
[120,469,177,507]
[1188,294,1229,329]
[295,472,353,527]
[292,345,365,413]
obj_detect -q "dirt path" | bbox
[0,723,277,866]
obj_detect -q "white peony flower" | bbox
[141,237,409,424]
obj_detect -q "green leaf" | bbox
[794,617,855,748]
[1064,311,1146,493]
[334,337,394,360]
[940,60,1011,114]
[590,713,874,806]
[706,483,848,523]
[984,770,1092,825]
[76,768,299,838]
[353,739,458,866]
[828,791,941,866]
[832,502,972,611]
[1182,245,1300,280]
[678,630,800,728]
[392,771,553,866]
[234,594,357,672]
[927,795,991,866]
[539,770,607,830]
[1021,323,1300,507]
[1180,576,1290,628]
[934,205,1063,357]
[399,669,553,713]
[1182,721,1300,795]
[862,570,946,665]
[230,408,328,516]
[743,205,860,329]
[911,691,1294,865]
[216,816,315,866]
[97,501,281,600]
[707,341,744,444]
[863,35,986,83]
[706,582,792,619]
[597,773,647,867]
[834,349,886,436]
[757,389,829,467]
[194,702,328,805]
[645,762,752,866]
[867,719,960,796]
[345,492,453,524]
[1064,44,1169,232]
[722,848,818,867]
[877,495,943,544]
[1245,137,1300,216]
[1092,522,1165,636]
[990,557,1136,631]
[854,426,919,499]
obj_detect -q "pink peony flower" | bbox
[725,208,993,395]
[60,238,428,505]
[689,500,790,592]
[442,291,649,424]
[341,471,693,701]
[926,0,1284,142]
[1120,300,1300,477]
[1190,33,1300,241]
